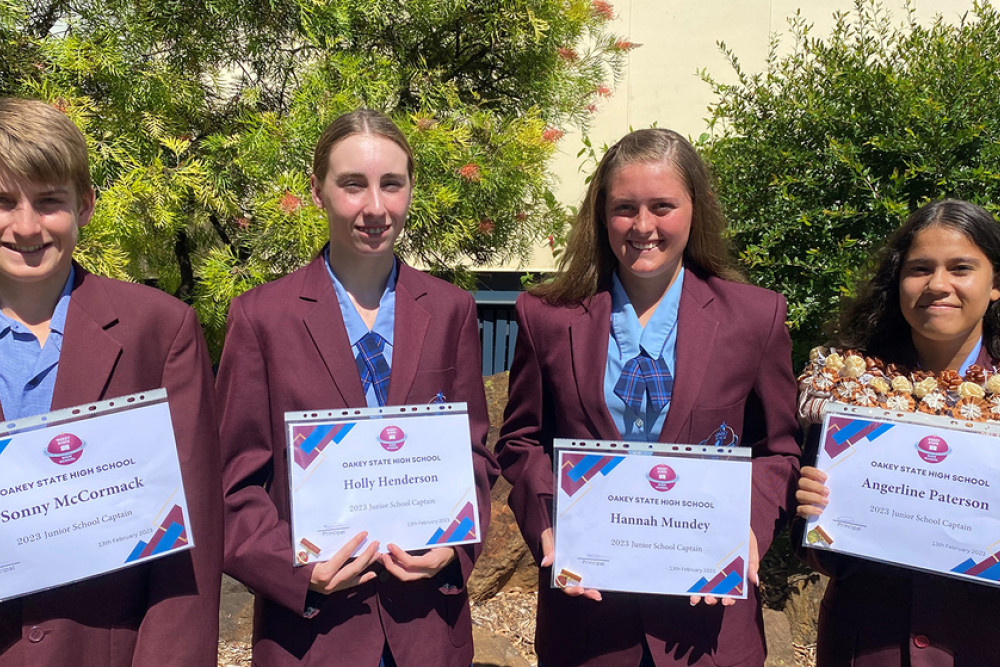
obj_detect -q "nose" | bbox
[926,267,950,293]
[9,202,42,235]
[633,207,654,232]
[362,187,386,217]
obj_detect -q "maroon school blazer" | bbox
[0,266,223,667]
[216,255,496,667]
[497,268,801,667]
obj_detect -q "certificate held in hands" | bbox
[804,405,1000,587]
[0,389,193,601]
[286,403,480,565]
[552,438,752,598]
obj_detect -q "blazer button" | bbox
[27,626,46,643]
[913,634,930,649]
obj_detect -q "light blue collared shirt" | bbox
[0,266,75,420]
[960,337,983,376]
[603,267,684,441]
[324,249,397,408]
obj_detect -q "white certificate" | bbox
[803,405,1000,587]
[552,439,752,598]
[286,403,480,565]
[0,389,193,601]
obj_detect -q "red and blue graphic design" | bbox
[426,501,477,545]
[824,417,895,460]
[686,556,745,596]
[125,504,188,562]
[292,423,356,469]
[951,549,1000,583]
[560,453,624,497]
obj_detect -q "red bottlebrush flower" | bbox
[478,219,495,235]
[515,211,528,221]
[235,217,250,230]
[178,133,193,142]
[614,39,638,51]
[279,191,302,214]
[415,117,435,131]
[557,47,579,62]
[542,127,565,143]
[586,103,598,113]
[457,163,481,182]
[591,0,614,20]
[548,234,555,248]
[51,98,69,113]
[594,84,612,98]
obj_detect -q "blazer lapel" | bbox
[51,268,123,410]
[300,257,367,407]
[569,291,620,439]
[659,271,718,444]
[386,266,429,406]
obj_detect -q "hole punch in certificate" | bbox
[552,438,752,598]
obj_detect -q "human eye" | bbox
[0,194,15,209]
[382,179,404,192]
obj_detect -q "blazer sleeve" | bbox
[442,293,498,591]
[217,296,315,615]
[744,293,802,557]
[133,306,224,666]
[495,295,554,565]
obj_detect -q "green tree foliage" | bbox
[1,0,632,353]
[703,0,1000,361]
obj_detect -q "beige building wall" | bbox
[515,0,978,271]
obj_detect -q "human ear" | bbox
[76,188,96,228]
[310,174,325,209]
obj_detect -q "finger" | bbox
[748,530,760,586]
[689,595,702,606]
[540,528,555,567]
[703,595,719,606]
[796,503,826,518]
[800,466,827,483]
[386,543,417,567]
[381,552,418,581]
[722,597,735,607]
[797,478,830,495]
[562,586,602,601]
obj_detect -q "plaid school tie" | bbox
[614,353,673,413]
[355,331,391,407]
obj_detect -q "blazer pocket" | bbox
[408,367,457,403]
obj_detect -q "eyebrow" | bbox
[334,172,407,180]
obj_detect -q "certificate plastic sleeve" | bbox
[803,404,1000,587]
[552,438,752,598]
[0,389,193,601]
[286,402,480,564]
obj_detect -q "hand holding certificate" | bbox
[552,438,752,598]
[286,403,480,565]
[803,404,1000,587]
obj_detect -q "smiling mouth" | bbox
[628,240,661,251]
[357,225,390,237]
[2,242,47,253]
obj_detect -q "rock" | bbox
[469,373,540,602]
[783,572,827,645]
[473,626,532,667]
[763,607,795,666]
[219,574,254,643]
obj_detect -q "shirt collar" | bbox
[610,266,684,359]
[323,248,397,346]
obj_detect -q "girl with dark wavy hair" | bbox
[797,199,1000,666]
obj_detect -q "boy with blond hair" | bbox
[0,97,222,666]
